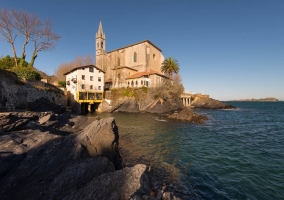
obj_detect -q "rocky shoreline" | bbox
[0,107,181,200]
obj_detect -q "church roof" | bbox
[107,40,162,53]
[111,66,138,71]
[63,65,105,75]
[125,69,169,80]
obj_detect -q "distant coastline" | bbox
[231,97,279,102]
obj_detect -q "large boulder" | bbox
[0,117,123,199]
[168,107,208,124]
[63,164,148,200]
[76,117,123,169]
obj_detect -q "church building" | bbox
[95,21,169,89]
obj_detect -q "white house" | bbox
[64,65,105,104]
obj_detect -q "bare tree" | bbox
[54,54,95,81]
[12,9,41,60]
[0,8,18,67]
[30,19,60,67]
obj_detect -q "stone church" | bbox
[95,21,169,89]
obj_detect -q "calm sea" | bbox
[89,102,284,200]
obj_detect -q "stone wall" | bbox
[0,70,66,111]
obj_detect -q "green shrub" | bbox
[58,80,66,87]
[0,55,15,69]
[10,67,41,80]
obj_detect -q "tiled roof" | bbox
[107,40,162,53]
[111,66,138,71]
[125,69,169,79]
[63,65,105,75]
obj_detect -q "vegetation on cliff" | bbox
[0,56,41,80]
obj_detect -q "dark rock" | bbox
[115,98,139,113]
[0,114,30,133]
[63,164,148,200]
[38,113,57,125]
[77,117,123,169]
[0,114,178,200]
[46,157,115,200]
[27,97,66,114]
[168,107,208,124]
[191,96,235,109]
[146,98,184,114]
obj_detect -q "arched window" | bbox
[135,81,138,87]
[153,54,156,60]
[128,81,130,86]
[117,58,120,66]
[97,43,99,48]
[131,81,134,87]
[101,42,104,48]
[133,52,137,62]
[141,80,143,85]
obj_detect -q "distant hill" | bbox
[232,97,279,102]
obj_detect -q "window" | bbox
[90,85,93,90]
[117,58,120,66]
[153,54,156,60]
[141,80,143,85]
[89,67,93,72]
[90,76,93,81]
[81,84,85,89]
[136,81,138,86]
[101,42,103,48]
[98,86,101,90]
[98,77,101,82]
[133,52,137,62]
[131,81,134,87]
[82,75,85,80]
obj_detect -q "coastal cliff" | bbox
[0,69,65,111]
[190,94,236,109]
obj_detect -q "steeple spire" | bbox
[96,20,105,38]
[96,20,106,57]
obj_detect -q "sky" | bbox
[1,0,284,100]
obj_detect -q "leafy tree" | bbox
[161,57,180,77]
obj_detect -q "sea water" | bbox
[89,102,284,199]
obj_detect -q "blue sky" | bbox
[1,0,284,100]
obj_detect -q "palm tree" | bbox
[161,57,180,77]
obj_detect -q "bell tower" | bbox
[96,21,106,57]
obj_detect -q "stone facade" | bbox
[95,21,169,88]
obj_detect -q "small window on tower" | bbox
[89,67,93,72]
[101,42,103,48]
[133,52,137,62]
[82,75,85,80]
[153,54,156,60]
